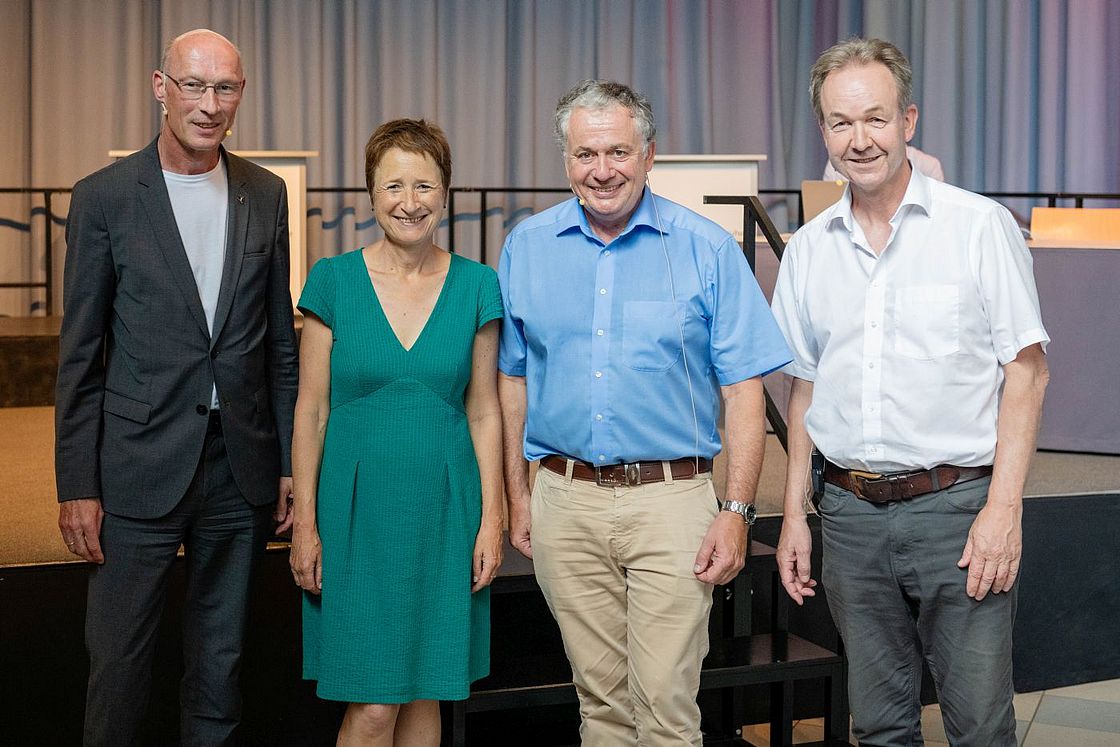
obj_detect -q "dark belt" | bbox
[207,410,223,435]
[541,455,713,488]
[824,462,992,504]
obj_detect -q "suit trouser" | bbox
[818,477,1017,747]
[530,465,718,747]
[83,425,272,747]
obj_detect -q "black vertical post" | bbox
[479,191,489,265]
[743,203,756,272]
[447,190,457,254]
[44,189,54,315]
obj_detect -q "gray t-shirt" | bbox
[164,160,228,409]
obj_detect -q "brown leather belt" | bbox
[824,462,992,504]
[541,455,713,488]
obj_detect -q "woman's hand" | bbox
[471,521,503,592]
[290,526,323,595]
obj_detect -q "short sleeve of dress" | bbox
[476,265,503,331]
[298,257,335,328]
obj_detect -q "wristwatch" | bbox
[721,499,756,526]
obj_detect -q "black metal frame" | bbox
[0,186,69,313]
[451,541,850,746]
[4,185,1118,315]
[704,194,791,451]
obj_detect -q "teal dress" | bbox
[297,248,502,703]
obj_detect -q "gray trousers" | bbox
[818,477,1017,747]
[83,427,272,747]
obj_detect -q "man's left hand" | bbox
[693,510,748,585]
[958,501,1022,601]
[274,476,294,534]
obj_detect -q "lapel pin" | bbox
[238,194,245,204]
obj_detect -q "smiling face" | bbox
[370,147,445,251]
[819,62,917,202]
[153,30,244,173]
[563,104,656,242]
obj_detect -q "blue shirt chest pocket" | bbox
[623,301,684,372]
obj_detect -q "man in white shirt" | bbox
[771,38,1048,746]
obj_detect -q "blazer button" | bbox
[196,404,209,415]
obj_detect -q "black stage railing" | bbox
[4,185,1118,314]
[705,194,792,449]
[0,186,70,314]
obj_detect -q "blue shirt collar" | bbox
[557,186,667,243]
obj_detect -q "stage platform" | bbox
[0,316,60,407]
[3,404,1118,744]
[4,405,1118,569]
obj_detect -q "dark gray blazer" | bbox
[55,137,298,518]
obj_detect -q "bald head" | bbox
[153,28,245,173]
[160,29,243,79]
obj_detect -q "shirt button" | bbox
[595,414,603,421]
[598,455,606,462]
[868,362,875,369]
[594,371,603,378]
[596,329,604,336]
[870,321,878,328]
[599,288,607,295]
[604,250,611,257]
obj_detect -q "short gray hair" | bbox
[553,79,656,153]
[809,37,912,124]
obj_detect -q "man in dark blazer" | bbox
[54,29,298,745]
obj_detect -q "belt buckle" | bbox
[855,470,909,502]
[595,463,642,487]
[624,463,641,486]
[594,465,616,487]
[848,469,883,501]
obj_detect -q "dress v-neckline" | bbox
[359,248,455,353]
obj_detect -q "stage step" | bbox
[0,316,59,406]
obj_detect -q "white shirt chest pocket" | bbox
[892,284,960,359]
[623,301,683,372]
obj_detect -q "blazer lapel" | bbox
[210,150,249,349]
[137,139,209,338]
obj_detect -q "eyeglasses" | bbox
[161,71,243,101]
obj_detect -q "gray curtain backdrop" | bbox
[2,0,1118,315]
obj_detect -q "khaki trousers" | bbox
[531,464,719,746]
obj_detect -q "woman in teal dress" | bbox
[290,119,503,745]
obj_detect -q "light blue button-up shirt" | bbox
[498,188,791,464]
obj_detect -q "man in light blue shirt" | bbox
[498,79,791,746]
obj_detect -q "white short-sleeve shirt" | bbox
[771,168,1048,472]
